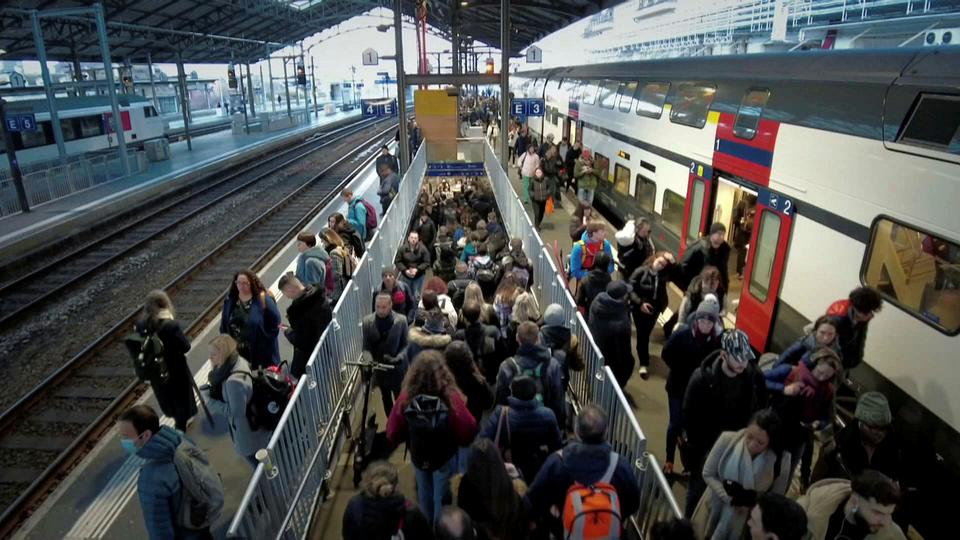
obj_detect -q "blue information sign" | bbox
[3,113,37,133]
[361,99,398,118]
[4,116,18,132]
[426,162,485,177]
[510,98,545,118]
[759,188,794,216]
[527,99,544,116]
[511,99,526,117]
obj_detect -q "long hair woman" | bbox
[219,269,281,368]
[455,438,528,540]
[342,460,434,540]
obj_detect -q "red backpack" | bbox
[355,198,378,238]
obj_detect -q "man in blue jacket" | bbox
[117,404,210,540]
[569,223,615,282]
[495,321,566,428]
[342,189,368,240]
[526,405,641,536]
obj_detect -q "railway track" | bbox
[0,121,397,536]
[0,116,381,328]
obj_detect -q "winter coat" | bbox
[220,292,281,368]
[826,299,868,370]
[679,237,731,291]
[539,324,584,377]
[812,424,905,484]
[135,317,196,426]
[342,493,434,540]
[692,429,792,540]
[327,245,353,302]
[295,246,329,288]
[454,321,499,361]
[404,326,453,366]
[415,217,437,250]
[588,292,634,373]
[417,294,458,329]
[569,232,615,280]
[206,356,273,458]
[777,333,842,369]
[455,471,528,540]
[347,199,369,240]
[573,158,600,191]
[373,281,416,321]
[682,350,767,456]
[494,343,566,427]
[375,152,399,175]
[394,242,431,278]
[526,441,641,520]
[662,324,722,398]
[386,389,478,448]
[362,312,409,365]
[378,171,400,207]
[135,426,183,540]
[284,285,332,354]
[568,214,588,243]
[530,174,551,202]
[575,269,611,312]
[482,397,563,482]
[446,277,473,311]
[797,479,906,540]
[453,370,493,424]
[518,150,541,178]
[564,146,581,175]
[676,275,727,323]
[339,224,366,258]
[618,236,655,280]
[628,265,670,315]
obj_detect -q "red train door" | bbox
[737,188,794,352]
[679,161,715,257]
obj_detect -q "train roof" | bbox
[3,95,152,115]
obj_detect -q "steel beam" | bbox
[500,0,510,171]
[31,11,68,164]
[404,73,502,87]
[394,0,409,173]
[176,52,193,151]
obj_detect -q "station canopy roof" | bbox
[0,0,618,64]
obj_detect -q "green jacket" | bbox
[574,159,600,191]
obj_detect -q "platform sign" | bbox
[3,113,37,132]
[526,45,543,64]
[511,99,526,117]
[426,162,485,177]
[527,99,544,116]
[361,98,398,118]
[760,188,794,216]
[362,48,379,66]
[511,98,544,117]
[4,115,19,132]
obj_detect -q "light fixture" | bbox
[461,1,469,6]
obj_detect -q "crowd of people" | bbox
[115,128,914,540]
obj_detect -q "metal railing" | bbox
[0,148,148,217]
[481,139,682,533]
[227,143,428,539]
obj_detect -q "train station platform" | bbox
[0,108,361,265]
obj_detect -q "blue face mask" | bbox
[120,437,138,455]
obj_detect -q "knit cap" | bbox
[543,304,565,327]
[855,391,892,426]
[606,280,631,300]
[696,294,721,317]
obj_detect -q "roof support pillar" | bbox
[237,57,250,135]
[310,56,318,119]
[499,0,510,170]
[147,51,159,112]
[176,52,193,151]
[246,62,256,119]
[394,0,409,173]
[300,43,309,123]
[266,45,275,113]
[71,49,84,97]
[31,11,68,165]
[93,4,132,174]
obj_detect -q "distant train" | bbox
[1,95,164,165]
[514,48,959,535]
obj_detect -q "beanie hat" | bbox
[615,221,636,247]
[696,294,721,318]
[855,391,892,426]
[606,280,631,300]
[544,304,565,327]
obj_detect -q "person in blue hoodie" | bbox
[343,188,368,240]
[118,404,212,540]
[294,231,328,288]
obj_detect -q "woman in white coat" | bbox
[692,408,792,540]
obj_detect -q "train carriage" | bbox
[514,48,959,534]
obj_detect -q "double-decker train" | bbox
[514,48,959,534]
[1,95,164,165]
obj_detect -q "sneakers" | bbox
[639,366,649,380]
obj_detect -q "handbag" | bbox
[493,406,513,464]
[545,196,555,215]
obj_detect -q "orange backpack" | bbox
[561,451,622,540]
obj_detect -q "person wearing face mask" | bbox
[682,329,768,518]
[204,335,273,468]
[661,295,723,476]
[117,404,215,540]
[747,493,809,540]
[529,165,551,230]
[799,469,905,540]
[692,409,792,540]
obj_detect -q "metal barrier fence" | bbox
[481,139,683,534]
[227,143,428,539]
[0,148,148,216]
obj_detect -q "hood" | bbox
[289,286,327,314]
[303,245,330,262]
[408,326,452,348]
[137,425,181,463]
[358,494,407,537]
[699,348,726,377]
[540,325,571,348]
[591,292,627,318]
[515,343,552,365]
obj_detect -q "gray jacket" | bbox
[207,357,273,458]
[362,312,409,364]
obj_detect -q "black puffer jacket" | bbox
[587,292,634,370]
[284,286,332,354]
[678,237,731,291]
[661,323,721,397]
[394,242,431,278]
[575,269,611,312]
[342,493,434,540]
[628,266,670,315]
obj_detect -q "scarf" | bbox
[709,435,771,540]
[208,353,238,402]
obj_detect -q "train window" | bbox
[862,217,960,335]
[613,164,630,195]
[582,81,599,105]
[144,106,159,118]
[686,178,707,244]
[669,83,717,129]
[617,81,639,113]
[748,211,782,302]
[593,152,610,182]
[20,123,51,149]
[897,94,960,155]
[635,81,670,119]
[598,80,620,109]
[80,116,103,138]
[734,89,770,140]
[661,189,685,237]
[60,119,79,141]
[634,175,656,213]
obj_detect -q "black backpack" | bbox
[235,366,294,430]
[447,279,469,311]
[473,259,497,284]
[123,324,169,385]
[509,358,550,406]
[403,394,456,472]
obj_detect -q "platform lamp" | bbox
[0,97,31,213]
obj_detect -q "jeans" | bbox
[577,188,595,205]
[665,395,684,464]
[401,274,425,303]
[414,458,454,524]
[455,446,471,474]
